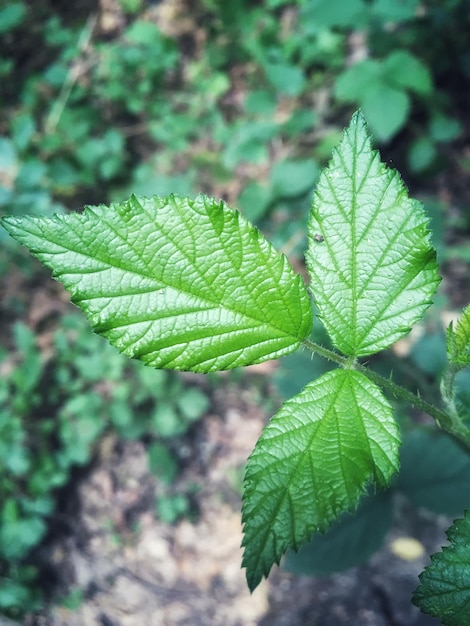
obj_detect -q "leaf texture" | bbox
[2,194,312,372]
[306,110,440,357]
[413,511,470,625]
[447,304,470,368]
[242,368,400,590]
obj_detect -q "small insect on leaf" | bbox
[306,110,440,357]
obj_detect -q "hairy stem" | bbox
[302,338,470,451]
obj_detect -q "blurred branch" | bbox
[45,13,98,135]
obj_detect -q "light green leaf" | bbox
[408,137,437,174]
[334,60,381,102]
[242,368,400,590]
[270,158,320,199]
[362,84,410,141]
[237,181,272,222]
[177,387,210,421]
[413,511,470,625]
[372,0,418,21]
[223,120,278,168]
[244,90,277,115]
[301,0,367,29]
[0,2,27,34]
[264,62,305,97]
[335,58,418,141]
[306,111,440,357]
[0,516,46,560]
[447,304,470,367]
[430,115,462,143]
[125,20,162,46]
[148,441,179,484]
[384,50,432,96]
[2,194,312,372]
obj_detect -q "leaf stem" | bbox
[302,338,470,451]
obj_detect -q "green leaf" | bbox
[334,60,381,102]
[306,111,440,357]
[398,430,470,516]
[0,1,27,33]
[125,20,163,46]
[413,511,470,625]
[2,195,312,372]
[0,137,18,174]
[284,490,393,576]
[455,371,470,420]
[237,181,272,222]
[11,113,35,152]
[242,368,400,590]
[177,387,210,421]
[282,109,317,137]
[157,493,189,524]
[147,441,179,484]
[335,62,412,141]
[430,115,462,143]
[244,90,277,115]
[362,84,410,141]
[447,304,470,367]
[0,516,46,560]
[408,137,437,174]
[264,62,305,97]
[125,166,194,198]
[270,159,320,199]
[372,0,418,21]
[223,121,278,168]
[301,0,367,29]
[152,402,184,437]
[0,578,32,609]
[384,50,432,96]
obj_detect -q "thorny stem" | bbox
[302,338,470,452]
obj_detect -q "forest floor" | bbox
[16,376,445,626]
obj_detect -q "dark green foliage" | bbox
[413,511,470,625]
[399,430,470,516]
[284,490,393,576]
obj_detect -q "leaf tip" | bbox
[351,108,367,127]
[0,215,13,231]
[244,566,262,594]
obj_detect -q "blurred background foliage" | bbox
[1,0,470,618]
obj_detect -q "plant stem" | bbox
[302,338,470,451]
